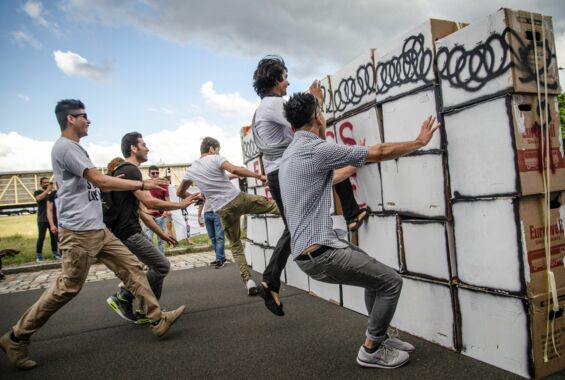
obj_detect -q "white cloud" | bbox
[200,81,258,117]
[17,94,31,102]
[22,0,60,34]
[53,50,112,80]
[10,30,42,49]
[0,119,243,172]
[57,0,565,79]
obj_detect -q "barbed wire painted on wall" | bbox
[375,34,434,96]
[437,27,559,92]
[332,62,376,113]
[241,138,260,162]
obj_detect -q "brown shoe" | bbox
[151,305,186,338]
[0,331,37,370]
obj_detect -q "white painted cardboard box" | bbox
[375,19,464,102]
[341,285,368,316]
[320,75,335,121]
[241,126,260,163]
[244,241,253,266]
[381,154,446,217]
[458,287,529,378]
[445,95,565,198]
[250,243,266,274]
[381,88,441,151]
[351,164,383,212]
[266,216,285,248]
[358,214,400,271]
[436,8,560,109]
[285,256,309,292]
[391,276,455,349]
[246,157,264,188]
[401,219,451,281]
[309,278,341,305]
[330,50,376,118]
[248,216,268,246]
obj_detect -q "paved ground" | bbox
[0,253,563,379]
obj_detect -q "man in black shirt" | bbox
[33,177,60,262]
[105,132,199,324]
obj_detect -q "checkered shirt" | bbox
[279,130,368,258]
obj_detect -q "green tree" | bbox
[559,93,565,140]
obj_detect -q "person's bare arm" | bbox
[333,166,358,185]
[197,203,205,227]
[35,185,52,201]
[221,161,266,183]
[176,179,194,199]
[135,190,200,211]
[366,116,440,163]
[139,210,178,247]
[47,200,57,234]
[84,168,167,191]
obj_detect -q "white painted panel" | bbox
[330,50,376,118]
[309,278,340,305]
[381,154,446,217]
[266,217,285,248]
[285,256,309,292]
[334,107,381,146]
[241,128,260,163]
[358,214,400,271]
[453,198,522,292]
[391,278,455,349]
[375,19,437,101]
[458,288,529,378]
[250,243,266,274]
[246,157,263,188]
[381,88,441,151]
[402,221,450,280]
[436,9,512,108]
[248,216,268,246]
[342,285,368,316]
[351,164,383,212]
[444,97,517,197]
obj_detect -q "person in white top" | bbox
[177,137,279,295]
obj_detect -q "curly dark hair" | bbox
[252,55,288,98]
[283,93,317,130]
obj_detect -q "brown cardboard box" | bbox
[521,193,565,296]
[530,288,565,378]
[512,95,565,196]
[505,9,561,95]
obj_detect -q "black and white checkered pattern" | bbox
[279,130,368,258]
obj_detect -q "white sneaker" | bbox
[356,344,409,369]
[246,279,258,296]
[384,328,415,352]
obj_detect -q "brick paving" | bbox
[0,250,233,295]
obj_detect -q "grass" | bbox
[0,214,246,266]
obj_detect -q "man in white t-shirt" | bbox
[177,137,279,295]
[0,99,186,370]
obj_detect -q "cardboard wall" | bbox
[357,214,401,271]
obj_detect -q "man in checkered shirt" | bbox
[279,89,439,370]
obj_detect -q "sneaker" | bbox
[0,331,37,370]
[134,310,151,325]
[356,344,409,369]
[35,256,44,263]
[106,294,136,322]
[152,305,186,337]
[52,252,62,260]
[209,260,218,265]
[384,329,415,352]
[215,261,224,269]
[246,279,258,296]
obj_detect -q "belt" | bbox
[296,245,331,261]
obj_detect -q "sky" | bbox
[1,0,564,172]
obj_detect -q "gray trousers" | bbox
[120,232,171,301]
[296,242,402,342]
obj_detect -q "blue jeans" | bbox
[144,216,166,254]
[204,211,225,262]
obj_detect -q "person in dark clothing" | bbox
[33,177,60,261]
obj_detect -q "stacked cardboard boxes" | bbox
[436,8,564,378]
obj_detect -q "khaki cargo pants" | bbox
[13,228,162,339]
[218,192,279,282]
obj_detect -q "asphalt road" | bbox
[0,264,563,379]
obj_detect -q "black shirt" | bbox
[47,190,58,227]
[34,189,48,223]
[107,163,142,240]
